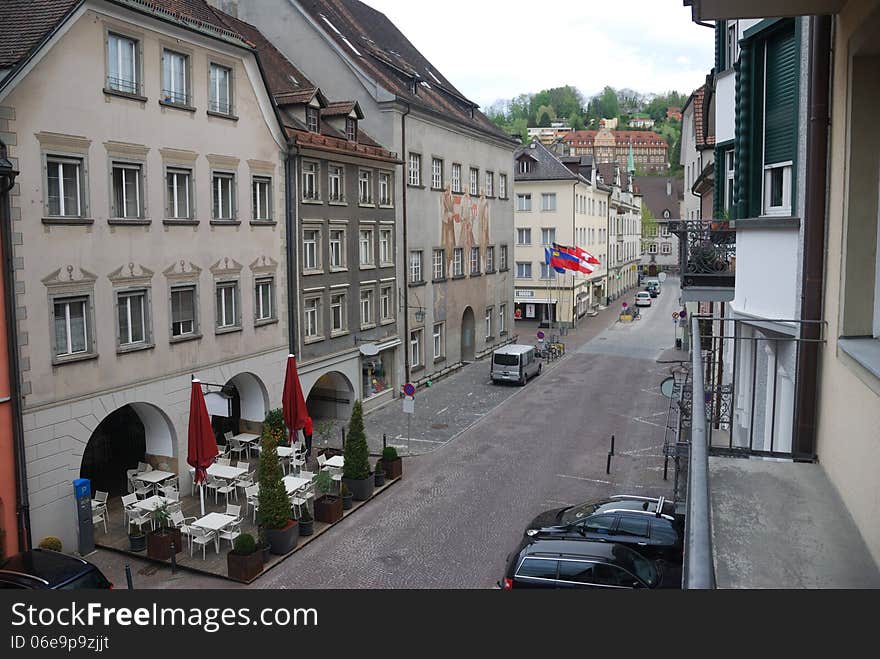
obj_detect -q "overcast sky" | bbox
[362,0,714,108]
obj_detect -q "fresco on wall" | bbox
[440,184,491,271]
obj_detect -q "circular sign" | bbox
[680,309,688,319]
[660,377,676,399]
[537,331,545,340]
[403,383,416,397]
[672,312,679,320]
[514,308,523,320]
[658,272,668,283]
[622,302,628,308]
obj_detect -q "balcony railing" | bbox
[669,221,735,301]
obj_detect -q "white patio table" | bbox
[324,455,344,469]
[191,512,237,553]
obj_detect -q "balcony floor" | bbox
[709,457,880,588]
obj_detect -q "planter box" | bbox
[227,551,264,583]
[379,457,403,480]
[299,519,314,536]
[129,533,147,552]
[342,476,374,502]
[374,470,386,487]
[146,528,182,560]
[314,495,343,524]
[266,520,299,556]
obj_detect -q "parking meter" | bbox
[73,477,95,556]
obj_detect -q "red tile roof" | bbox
[564,130,668,148]
[0,0,79,68]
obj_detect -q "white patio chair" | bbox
[217,457,231,467]
[121,492,138,527]
[171,511,198,553]
[137,461,150,473]
[290,486,311,519]
[228,438,247,461]
[248,438,261,460]
[205,475,223,504]
[224,431,234,443]
[245,485,260,523]
[159,477,179,497]
[93,490,109,506]
[216,478,236,505]
[126,469,139,493]
[92,508,108,534]
[134,481,153,500]
[188,467,196,496]
[218,519,242,549]
[225,503,241,519]
[189,527,216,560]
[128,509,153,534]
[235,471,254,498]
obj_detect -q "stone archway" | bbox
[461,306,476,362]
[306,371,355,421]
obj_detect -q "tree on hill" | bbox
[538,112,552,127]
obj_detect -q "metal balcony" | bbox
[669,220,735,302]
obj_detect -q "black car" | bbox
[501,538,680,589]
[646,283,659,297]
[523,495,683,564]
[0,549,113,589]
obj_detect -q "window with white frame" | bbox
[649,243,658,254]
[516,262,532,279]
[329,165,344,202]
[212,172,235,220]
[331,292,346,332]
[726,22,737,70]
[209,63,232,114]
[360,288,375,327]
[452,163,462,193]
[359,228,375,266]
[486,246,495,272]
[166,168,191,219]
[485,307,493,339]
[107,33,139,94]
[170,285,197,338]
[306,107,320,134]
[408,153,421,186]
[516,194,532,211]
[433,322,444,359]
[410,250,423,283]
[359,170,373,204]
[452,248,463,277]
[541,228,556,246]
[379,172,392,206]
[380,285,394,322]
[255,277,275,322]
[500,245,508,270]
[302,161,319,200]
[486,171,494,197]
[117,289,148,347]
[517,228,531,245]
[111,162,143,219]
[46,156,83,218]
[161,49,188,105]
[470,247,480,275]
[661,242,672,255]
[379,229,393,265]
[329,228,345,269]
[215,281,239,330]
[432,158,443,190]
[53,295,91,358]
[410,329,423,368]
[470,167,479,195]
[433,249,445,280]
[499,304,507,334]
[303,228,320,271]
[518,159,532,174]
[346,117,357,141]
[541,193,557,212]
[252,176,271,221]
[540,263,555,279]
[499,173,508,199]
[763,164,792,216]
[304,296,321,339]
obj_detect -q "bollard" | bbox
[341,426,346,449]
[610,434,615,456]
[383,433,387,450]
[663,456,669,481]
[170,542,177,574]
[606,452,613,475]
[125,563,133,590]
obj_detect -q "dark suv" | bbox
[0,549,113,589]
[523,495,683,564]
[502,538,679,589]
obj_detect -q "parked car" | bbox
[0,549,113,589]
[501,538,680,589]
[635,291,653,307]
[522,495,683,564]
[490,344,542,386]
[646,283,659,297]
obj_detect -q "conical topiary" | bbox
[343,400,370,480]
[257,415,290,530]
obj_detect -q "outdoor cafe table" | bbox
[233,432,260,446]
[133,470,175,494]
[324,455,344,469]
[206,464,247,481]
[282,476,311,496]
[133,495,171,513]
[276,446,294,458]
[191,513,237,553]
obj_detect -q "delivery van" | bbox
[490,345,542,385]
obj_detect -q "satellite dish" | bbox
[358,343,380,357]
[658,272,668,283]
[660,377,676,399]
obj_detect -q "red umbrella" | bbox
[187,379,218,515]
[282,354,308,442]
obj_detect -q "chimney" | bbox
[666,179,672,197]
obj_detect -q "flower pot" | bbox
[314,495,343,524]
[342,476,374,502]
[342,492,353,510]
[147,527,182,561]
[129,533,147,552]
[374,469,386,487]
[227,550,264,583]
[298,519,314,536]
[259,541,271,564]
[266,520,299,555]
[380,457,403,480]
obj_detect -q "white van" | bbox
[490,344,542,385]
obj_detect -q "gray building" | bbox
[231,0,518,388]
[635,175,683,276]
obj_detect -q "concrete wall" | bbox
[731,228,799,320]
[681,102,701,221]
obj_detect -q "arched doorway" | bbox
[648,264,659,277]
[80,403,176,497]
[307,371,354,421]
[461,307,475,362]
[211,373,269,441]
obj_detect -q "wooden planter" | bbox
[227,551,264,583]
[314,495,343,524]
[380,457,403,480]
[146,528,182,560]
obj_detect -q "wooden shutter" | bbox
[763,26,797,165]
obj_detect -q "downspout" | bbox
[285,144,299,355]
[793,15,832,461]
[401,103,411,385]
[572,181,578,327]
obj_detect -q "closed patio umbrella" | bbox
[187,379,218,516]
[282,355,308,445]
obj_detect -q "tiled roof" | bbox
[633,175,683,219]
[564,130,668,147]
[513,141,582,182]
[321,100,361,117]
[295,0,515,143]
[0,0,79,68]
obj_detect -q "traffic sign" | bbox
[403,382,416,397]
[672,312,679,320]
[537,331,545,340]
[402,396,415,414]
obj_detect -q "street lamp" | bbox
[0,140,18,193]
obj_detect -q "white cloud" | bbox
[362,0,714,107]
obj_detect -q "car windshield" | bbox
[611,545,659,586]
[494,354,519,366]
[560,501,601,524]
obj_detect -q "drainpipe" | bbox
[285,145,300,356]
[401,103,411,385]
[572,181,578,327]
[793,15,832,461]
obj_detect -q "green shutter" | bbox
[763,27,797,165]
[716,20,726,71]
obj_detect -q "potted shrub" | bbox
[374,462,386,487]
[298,508,314,536]
[146,502,182,561]
[257,529,271,564]
[341,401,374,501]
[38,536,63,552]
[258,418,299,555]
[340,483,353,511]
[379,446,403,480]
[128,524,147,552]
[313,470,343,524]
[262,408,288,447]
[227,533,263,583]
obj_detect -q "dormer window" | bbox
[307,107,320,134]
[518,159,532,174]
[346,118,358,142]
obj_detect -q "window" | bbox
[516,558,556,581]
[470,247,480,275]
[53,296,90,358]
[166,168,192,219]
[558,560,596,585]
[330,293,346,332]
[541,228,556,246]
[346,117,357,141]
[359,170,373,204]
[379,172,392,206]
[616,517,650,538]
[433,249,445,281]
[540,263,554,279]
[329,229,345,269]
[410,329,423,368]
[117,290,148,347]
[763,164,792,216]
[582,515,617,535]
[255,278,275,322]
[212,172,235,220]
[303,228,320,271]
[360,288,374,327]
[408,153,421,186]
[379,229,393,265]
[516,194,532,211]
[470,167,479,195]
[725,150,735,211]
[215,282,239,330]
[111,162,143,219]
[433,322,444,359]
[500,245,508,271]
[726,22,737,70]
[499,304,506,334]
[209,63,232,114]
[306,107,320,133]
[161,49,188,105]
[46,156,83,217]
[329,165,344,202]
[649,243,658,254]
[499,173,508,199]
[541,193,557,212]
[170,286,197,338]
[518,159,532,174]
[661,243,672,255]
[410,250,423,283]
[302,162,319,200]
[304,296,321,339]
[359,228,375,266]
[486,172,494,197]
[380,286,394,322]
[452,248,463,277]
[516,262,532,279]
[516,228,531,245]
[486,246,495,272]
[452,163,462,193]
[432,158,443,190]
[252,176,271,221]
[485,307,493,339]
[107,33,139,94]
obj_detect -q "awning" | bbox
[515,297,557,304]
[204,392,232,418]
[374,337,402,351]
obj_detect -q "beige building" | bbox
[598,164,642,300]
[513,142,609,326]
[0,1,289,548]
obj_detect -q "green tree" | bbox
[569,113,585,131]
[641,203,658,254]
[538,111,552,127]
[343,401,370,480]
[257,414,290,530]
[597,86,620,120]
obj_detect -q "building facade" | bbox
[635,176,682,276]
[598,164,642,300]
[527,123,573,146]
[564,127,669,172]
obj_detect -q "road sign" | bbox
[537,331,545,340]
[672,312,679,320]
[402,395,415,415]
[403,382,416,397]
[622,302,628,308]
[659,272,668,283]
